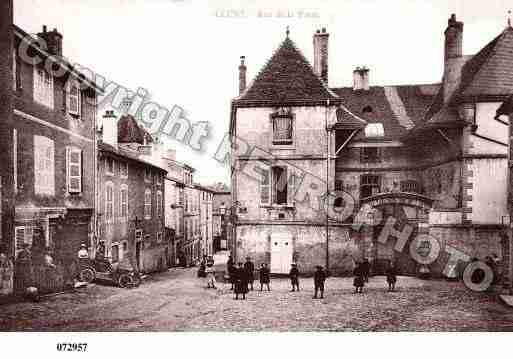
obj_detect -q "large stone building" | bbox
[230,16,513,276]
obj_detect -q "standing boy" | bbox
[313,265,327,299]
[289,263,300,292]
[244,256,255,291]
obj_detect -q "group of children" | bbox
[224,256,399,299]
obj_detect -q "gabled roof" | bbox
[330,84,439,141]
[454,26,513,101]
[118,114,153,144]
[233,36,340,106]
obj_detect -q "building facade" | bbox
[195,184,214,257]
[1,15,101,293]
[97,112,168,273]
[230,17,513,276]
[212,187,231,253]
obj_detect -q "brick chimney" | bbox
[37,25,63,57]
[353,66,370,91]
[102,110,118,148]
[313,28,329,83]
[238,56,246,95]
[443,14,465,102]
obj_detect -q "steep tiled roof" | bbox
[455,26,513,100]
[234,37,339,106]
[118,115,153,144]
[330,84,439,141]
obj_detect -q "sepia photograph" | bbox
[1,0,513,355]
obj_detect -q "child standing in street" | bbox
[313,265,327,299]
[205,262,216,289]
[386,261,397,292]
[259,263,271,291]
[353,262,364,294]
[289,263,300,292]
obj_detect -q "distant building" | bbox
[97,111,168,273]
[195,184,214,257]
[212,187,231,253]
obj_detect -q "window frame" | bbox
[15,226,34,256]
[66,146,82,194]
[66,79,81,117]
[106,157,114,176]
[119,184,129,221]
[157,231,163,243]
[157,190,163,218]
[105,181,114,223]
[111,243,119,263]
[34,135,55,196]
[119,161,128,179]
[271,113,294,145]
[360,147,382,163]
[33,66,54,109]
[144,188,152,220]
[144,168,152,183]
[360,174,381,199]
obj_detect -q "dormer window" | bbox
[67,80,81,116]
[362,105,373,114]
[271,109,293,145]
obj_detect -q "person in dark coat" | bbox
[259,263,271,291]
[353,262,364,294]
[313,265,327,299]
[289,263,300,292]
[244,256,255,291]
[361,258,370,283]
[227,255,235,290]
[14,244,34,295]
[234,262,248,300]
[386,261,397,292]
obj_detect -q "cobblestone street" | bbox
[1,267,513,331]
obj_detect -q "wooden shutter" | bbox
[287,167,295,205]
[67,147,82,193]
[260,167,271,205]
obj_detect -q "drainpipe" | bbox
[325,100,330,272]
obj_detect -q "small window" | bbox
[111,244,119,263]
[66,147,82,193]
[106,158,114,175]
[335,180,343,191]
[144,189,152,219]
[33,67,54,109]
[120,185,128,220]
[67,80,81,116]
[157,232,163,243]
[120,162,128,178]
[15,226,34,255]
[362,105,373,114]
[105,182,114,222]
[360,175,380,199]
[401,180,420,194]
[360,147,381,163]
[272,115,293,144]
[145,168,152,183]
[135,229,143,241]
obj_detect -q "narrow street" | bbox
[1,267,513,331]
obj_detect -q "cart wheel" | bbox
[79,268,95,283]
[118,274,134,288]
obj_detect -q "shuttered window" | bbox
[260,167,271,205]
[66,147,82,193]
[34,135,55,196]
[272,115,293,143]
[144,189,152,219]
[33,67,54,109]
[15,226,34,255]
[67,80,81,116]
[106,182,114,222]
[120,185,128,220]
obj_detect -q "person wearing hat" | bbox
[259,263,271,291]
[313,265,327,299]
[234,262,248,300]
[77,244,89,260]
[243,256,255,291]
[289,263,300,292]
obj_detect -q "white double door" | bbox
[270,233,293,274]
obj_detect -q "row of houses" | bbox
[0,1,231,295]
[230,14,513,278]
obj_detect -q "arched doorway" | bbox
[360,192,434,275]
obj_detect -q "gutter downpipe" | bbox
[325,100,330,272]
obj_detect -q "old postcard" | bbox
[1,0,513,356]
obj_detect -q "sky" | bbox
[13,0,513,185]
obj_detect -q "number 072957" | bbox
[56,343,88,352]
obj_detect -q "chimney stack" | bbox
[238,56,247,95]
[313,27,329,83]
[353,67,370,91]
[443,14,464,102]
[102,110,118,148]
[37,25,63,57]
